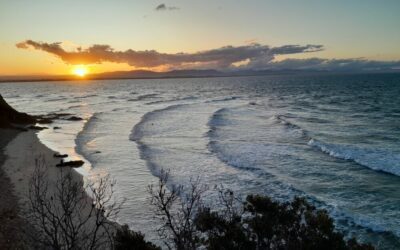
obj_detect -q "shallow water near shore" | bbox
[1,73,400,248]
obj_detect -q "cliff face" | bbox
[0,94,36,128]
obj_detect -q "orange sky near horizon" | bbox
[1,1,400,76]
[3,41,399,77]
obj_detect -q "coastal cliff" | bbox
[0,94,36,128]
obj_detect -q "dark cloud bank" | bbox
[16,40,400,72]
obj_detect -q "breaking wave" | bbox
[308,139,400,177]
[130,104,185,142]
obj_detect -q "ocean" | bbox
[1,73,399,249]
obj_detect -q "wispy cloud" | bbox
[15,40,400,72]
[262,58,400,72]
[155,3,179,11]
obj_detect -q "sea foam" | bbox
[308,139,400,176]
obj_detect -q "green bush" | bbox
[146,170,375,250]
[114,225,161,250]
[194,195,374,250]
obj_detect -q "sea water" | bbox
[1,73,400,249]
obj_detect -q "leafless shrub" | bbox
[27,156,123,250]
[215,187,244,222]
[148,169,375,250]
[148,169,207,250]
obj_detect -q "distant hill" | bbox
[0,69,311,83]
[90,69,309,79]
[92,69,225,79]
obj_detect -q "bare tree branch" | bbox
[27,156,123,249]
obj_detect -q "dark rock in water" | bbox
[0,95,82,129]
[50,113,73,117]
[36,113,74,124]
[66,116,83,121]
[53,126,61,130]
[53,153,68,158]
[0,94,36,128]
[28,125,48,130]
[249,102,257,106]
[56,160,84,167]
[36,117,53,124]
[44,113,72,120]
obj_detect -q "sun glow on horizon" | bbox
[72,65,88,77]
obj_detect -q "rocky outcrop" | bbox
[0,94,36,128]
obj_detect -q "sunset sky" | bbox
[1,0,400,76]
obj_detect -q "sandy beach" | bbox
[1,127,116,249]
[3,129,73,205]
[0,129,31,248]
[1,129,74,248]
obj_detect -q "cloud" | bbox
[16,40,400,72]
[155,3,179,11]
[15,40,322,69]
[259,58,400,72]
[270,44,324,55]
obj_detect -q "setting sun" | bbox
[72,66,88,77]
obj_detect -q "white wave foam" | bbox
[74,112,102,169]
[129,104,185,142]
[308,139,400,176]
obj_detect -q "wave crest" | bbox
[308,139,400,176]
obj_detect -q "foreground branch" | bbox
[27,156,122,249]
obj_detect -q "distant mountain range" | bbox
[0,69,397,82]
[83,68,338,79]
[93,69,226,79]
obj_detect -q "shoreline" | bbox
[1,128,118,248]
